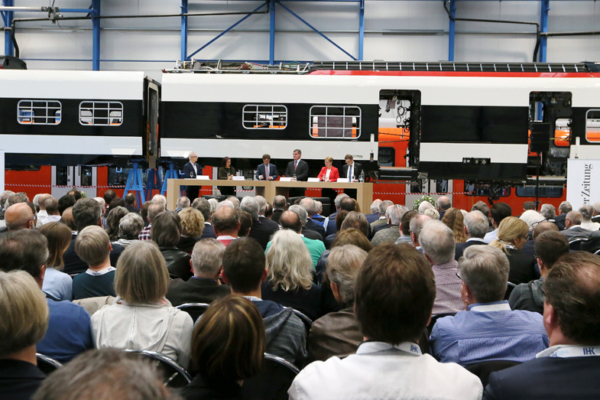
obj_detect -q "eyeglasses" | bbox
[531,219,548,228]
[455,271,463,280]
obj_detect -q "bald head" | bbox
[566,211,583,228]
[61,207,77,231]
[436,196,451,212]
[212,206,240,236]
[532,221,559,239]
[37,194,52,211]
[280,210,302,233]
[5,203,35,231]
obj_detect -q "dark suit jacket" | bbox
[272,209,284,225]
[199,223,217,240]
[324,233,336,249]
[249,217,279,249]
[561,226,593,241]
[454,238,488,261]
[506,248,537,285]
[553,213,567,230]
[325,211,339,237]
[63,237,124,275]
[341,162,363,181]
[255,163,279,180]
[0,359,46,400]
[166,277,231,307]
[484,357,600,400]
[302,228,323,242]
[261,280,323,321]
[284,159,309,181]
[306,218,326,239]
[581,230,600,253]
[183,161,202,179]
[125,205,140,213]
[365,213,379,224]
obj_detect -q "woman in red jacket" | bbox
[318,157,340,182]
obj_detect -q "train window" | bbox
[17,100,62,125]
[310,106,361,139]
[79,102,123,126]
[242,105,287,129]
[515,186,563,198]
[465,183,511,197]
[378,147,395,167]
[585,110,600,143]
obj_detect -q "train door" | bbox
[51,166,97,198]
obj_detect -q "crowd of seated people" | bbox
[2,188,600,400]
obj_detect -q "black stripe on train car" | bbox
[0,98,144,138]
[159,102,379,141]
[5,153,133,167]
[419,161,528,181]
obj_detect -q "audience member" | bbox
[472,201,492,230]
[60,207,77,232]
[0,189,14,212]
[39,222,73,301]
[226,196,240,210]
[300,197,326,238]
[0,230,93,363]
[265,201,274,220]
[212,206,240,247]
[593,202,600,223]
[395,210,417,245]
[35,193,52,226]
[509,231,569,314]
[279,210,325,267]
[324,193,349,236]
[42,198,61,225]
[237,210,253,237]
[553,200,572,230]
[365,199,382,224]
[105,206,129,241]
[0,270,48,400]
[561,211,593,242]
[539,203,556,222]
[4,203,35,232]
[57,195,76,216]
[176,196,191,212]
[522,201,536,212]
[116,212,144,247]
[124,192,140,213]
[103,190,117,212]
[484,252,600,399]
[33,348,181,400]
[177,208,205,253]
[579,204,600,231]
[222,237,307,366]
[431,246,548,366]
[410,214,432,251]
[442,208,467,243]
[152,211,192,281]
[151,194,167,209]
[289,243,483,399]
[371,205,407,245]
[244,196,279,249]
[272,195,287,224]
[182,295,264,400]
[289,204,322,242]
[436,195,452,219]
[309,245,367,361]
[418,200,434,214]
[340,211,369,238]
[423,207,440,220]
[263,229,323,320]
[484,202,512,243]
[520,210,546,230]
[193,198,217,240]
[91,241,193,368]
[73,226,116,300]
[7,192,29,208]
[140,200,152,227]
[108,197,127,211]
[139,201,165,240]
[454,210,488,260]
[370,200,393,230]
[490,217,537,285]
[63,199,125,275]
[420,220,463,314]
[166,239,230,307]
[93,197,107,222]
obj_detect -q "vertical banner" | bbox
[566,159,600,209]
[0,150,4,193]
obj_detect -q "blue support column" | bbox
[161,162,184,197]
[2,0,14,56]
[448,0,456,61]
[92,0,101,70]
[269,0,275,65]
[539,0,549,62]
[181,0,188,61]
[123,163,146,207]
[358,0,364,60]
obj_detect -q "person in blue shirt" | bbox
[430,245,548,366]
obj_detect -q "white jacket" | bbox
[91,298,193,368]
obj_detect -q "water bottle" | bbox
[294,174,297,182]
[359,171,365,183]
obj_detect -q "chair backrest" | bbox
[569,238,587,251]
[291,308,313,332]
[36,353,62,375]
[241,353,300,400]
[595,248,600,255]
[465,360,521,387]
[176,302,210,323]
[124,350,192,388]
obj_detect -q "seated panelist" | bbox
[217,156,236,196]
[317,157,340,182]
[256,154,278,181]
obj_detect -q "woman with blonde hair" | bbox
[177,207,205,254]
[262,229,323,320]
[442,208,467,243]
[91,241,193,368]
[39,222,73,301]
[489,216,536,285]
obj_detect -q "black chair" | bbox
[241,353,300,400]
[176,302,210,323]
[427,312,456,335]
[36,353,62,375]
[504,281,517,300]
[125,350,192,388]
[595,249,600,255]
[465,360,521,387]
[290,308,313,332]
[201,195,228,202]
[569,238,587,251]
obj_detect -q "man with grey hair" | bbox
[300,197,326,238]
[554,200,572,230]
[43,198,61,225]
[175,196,190,212]
[116,213,144,246]
[138,201,166,241]
[409,214,431,251]
[454,210,489,261]
[579,204,600,231]
[151,194,167,208]
[371,205,407,246]
[246,196,279,249]
[419,219,462,314]
[370,200,393,231]
[324,193,350,237]
[216,200,235,210]
[166,239,230,307]
[226,196,240,210]
[539,203,556,222]
[436,195,452,219]
[289,204,322,242]
[366,199,382,224]
[430,246,548,366]
[592,202,600,223]
[561,210,592,241]
[35,193,53,226]
[272,195,287,224]
[418,200,434,214]
[193,198,217,240]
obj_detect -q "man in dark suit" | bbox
[256,154,279,181]
[241,196,279,250]
[553,201,572,230]
[124,192,140,213]
[300,197,326,239]
[193,198,217,240]
[484,251,600,400]
[560,211,593,241]
[182,151,202,202]
[166,239,231,306]
[454,210,488,261]
[341,154,363,198]
[272,195,287,225]
[285,149,309,197]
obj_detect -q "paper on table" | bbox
[307,177,320,182]
[196,175,210,180]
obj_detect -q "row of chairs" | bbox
[569,237,600,253]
